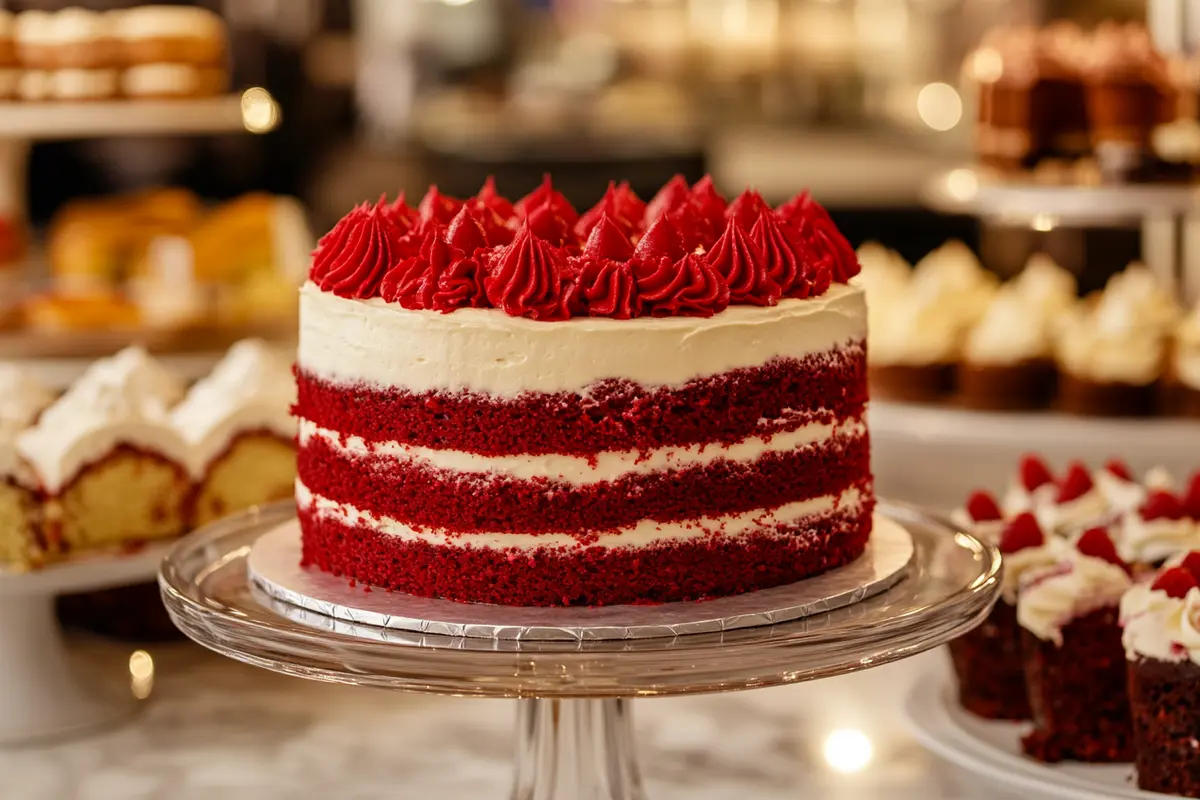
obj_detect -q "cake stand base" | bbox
[162,501,1000,798]
[0,544,170,746]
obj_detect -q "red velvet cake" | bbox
[294,176,872,606]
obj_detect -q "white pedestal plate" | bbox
[0,542,172,745]
[159,501,1000,800]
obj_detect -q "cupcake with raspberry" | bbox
[1017,527,1135,762]
[1115,480,1200,570]
[1121,554,1200,796]
[1002,453,1059,517]
[947,508,1066,719]
[1037,461,1114,536]
[1093,458,1144,515]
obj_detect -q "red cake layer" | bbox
[1128,656,1200,796]
[293,346,866,457]
[298,503,873,606]
[297,431,869,536]
[947,599,1032,720]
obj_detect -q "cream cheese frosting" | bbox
[909,240,997,323]
[1017,550,1132,644]
[1117,512,1200,566]
[1000,536,1071,604]
[298,280,867,396]
[172,339,295,475]
[0,366,54,486]
[18,347,189,493]
[1012,253,1077,318]
[964,287,1053,365]
[1122,581,1200,665]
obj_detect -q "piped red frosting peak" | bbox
[311,196,405,299]
[310,175,856,319]
[778,190,860,283]
[484,221,574,321]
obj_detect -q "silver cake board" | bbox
[247,513,914,642]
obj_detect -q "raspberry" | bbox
[1141,490,1186,522]
[1152,566,1199,599]
[1180,551,1200,582]
[965,490,1003,523]
[999,512,1045,554]
[1019,454,1055,492]
[1056,462,1093,504]
[1075,527,1126,571]
[1183,472,1200,519]
[1104,459,1133,482]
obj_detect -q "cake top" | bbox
[1017,530,1132,645]
[0,365,54,485]
[172,338,295,469]
[307,175,860,322]
[1121,553,1200,665]
[18,346,190,492]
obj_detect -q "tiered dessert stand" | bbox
[159,500,999,799]
[0,93,279,389]
[0,541,173,744]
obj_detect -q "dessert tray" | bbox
[870,400,1200,510]
[160,500,1000,798]
[0,542,173,745]
[904,668,1157,800]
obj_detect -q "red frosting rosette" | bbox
[483,221,574,321]
[310,196,406,299]
[777,190,860,283]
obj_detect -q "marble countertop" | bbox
[0,640,1026,800]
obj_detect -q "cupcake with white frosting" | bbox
[869,240,996,402]
[959,285,1058,410]
[1017,527,1135,762]
[17,347,191,556]
[1035,461,1115,536]
[0,366,53,569]
[173,339,295,527]
[1121,554,1200,795]
[1011,253,1078,319]
[1113,478,1200,569]
[1056,264,1176,416]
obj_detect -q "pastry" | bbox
[0,366,54,570]
[112,6,226,67]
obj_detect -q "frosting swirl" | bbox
[574,257,638,319]
[418,186,463,226]
[644,174,690,227]
[1017,549,1132,644]
[515,175,579,230]
[632,217,687,267]
[725,189,771,230]
[483,222,574,321]
[309,198,404,299]
[576,181,644,242]
[379,228,450,310]
[777,191,860,283]
[636,252,731,318]
[707,219,780,306]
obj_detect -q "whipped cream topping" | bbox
[1017,549,1132,644]
[1095,468,1146,515]
[172,339,296,474]
[0,365,54,485]
[1002,479,1057,519]
[1012,253,1077,318]
[298,280,866,396]
[18,347,190,493]
[1098,264,1181,335]
[296,480,865,551]
[1174,304,1200,390]
[1117,512,1200,566]
[949,508,1005,548]
[909,240,998,325]
[1038,486,1113,536]
[964,287,1053,365]
[1122,583,1200,665]
[1000,536,1071,604]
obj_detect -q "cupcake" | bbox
[1017,528,1135,762]
[1115,483,1200,569]
[1002,453,1059,517]
[1170,303,1200,416]
[1083,23,1172,181]
[959,287,1057,410]
[947,505,1066,719]
[1036,461,1114,536]
[869,241,996,402]
[1055,265,1176,416]
[1011,252,1077,318]
[1121,555,1200,795]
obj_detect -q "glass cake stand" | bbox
[159,501,1001,800]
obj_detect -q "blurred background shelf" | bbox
[0,95,258,141]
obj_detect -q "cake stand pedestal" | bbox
[0,543,171,745]
[160,502,1000,799]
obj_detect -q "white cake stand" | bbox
[159,501,1000,799]
[870,401,1200,511]
[904,668,1154,800]
[0,542,173,745]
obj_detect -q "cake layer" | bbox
[294,346,866,457]
[297,502,873,606]
[298,416,866,485]
[296,430,869,535]
[297,281,866,396]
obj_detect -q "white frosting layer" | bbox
[297,281,867,396]
[1013,253,1076,318]
[1122,583,1200,665]
[1000,537,1070,604]
[112,7,224,41]
[296,480,863,550]
[1095,469,1145,516]
[964,287,1052,365]
[1017,550,1132,645]
[18,347,189,493]
[1001,480,1057,518]
[1038,486,1112,536]
[0,365,54,485]
[298,416,865,486]
[1117,513,1200,566]
[172,339,296,474]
